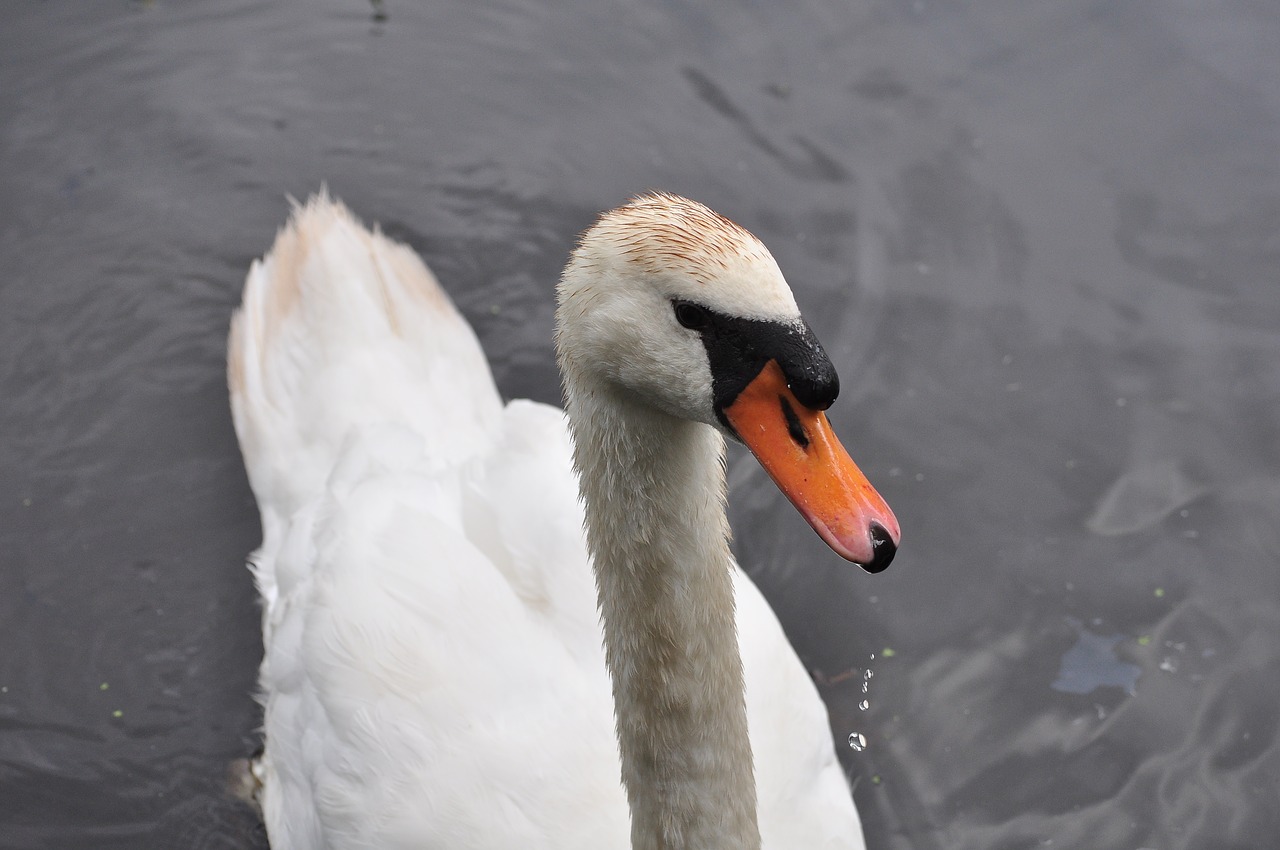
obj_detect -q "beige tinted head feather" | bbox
[565,192,800,321]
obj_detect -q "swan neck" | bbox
[565,378,761,850]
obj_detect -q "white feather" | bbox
[228,193,865,849]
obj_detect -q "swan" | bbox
[228,191,900,849]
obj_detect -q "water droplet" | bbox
[848,732,867,751]
[864,669,874,679]
[859,699,870,711]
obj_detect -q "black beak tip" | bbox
[862,523,896,574]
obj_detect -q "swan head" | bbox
[557,192,900,572]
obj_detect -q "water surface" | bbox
[3,1,1278,847]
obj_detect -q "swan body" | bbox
[229,194,895,849]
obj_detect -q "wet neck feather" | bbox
[566,378,761,850]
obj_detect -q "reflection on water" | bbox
[1086,458,1205,538]
[2,1,1279,848]
[1051,619,1142,696]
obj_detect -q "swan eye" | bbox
[674,301,709,330]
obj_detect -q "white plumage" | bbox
[228,193,868,849]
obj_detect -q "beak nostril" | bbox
[863,523,896,574]
[778,395,809,449]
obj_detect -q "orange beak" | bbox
[722,360,900,571]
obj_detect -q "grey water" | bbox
[3,1,1279,848]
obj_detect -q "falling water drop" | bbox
[850,653,877,751]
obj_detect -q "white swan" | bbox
[228,191,899,850]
